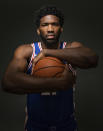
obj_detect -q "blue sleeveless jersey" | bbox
[26,42,77,130]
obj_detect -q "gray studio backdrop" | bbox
[0,0,103,131]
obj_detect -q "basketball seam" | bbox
[52,71,64,77]
[45,58,62,64]
[36,57,63,65]
[33,66,65,74]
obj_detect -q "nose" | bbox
[47,24,54,32]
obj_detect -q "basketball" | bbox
[32,56,65,78]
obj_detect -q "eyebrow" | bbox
[41,22,60,25]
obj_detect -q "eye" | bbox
[52,23,60,26]
[41,23,48,26]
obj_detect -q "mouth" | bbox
[46,34,55,39]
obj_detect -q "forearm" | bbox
[45,47,98,68]
[2,71,73,94]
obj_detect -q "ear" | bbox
[37,29,40,35]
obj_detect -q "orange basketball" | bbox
[32,56,65,78]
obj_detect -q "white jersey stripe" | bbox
[38,42,42,51]
[63,41,67,48]
[28,43,35,69]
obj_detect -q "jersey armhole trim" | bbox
[28,43,35,69]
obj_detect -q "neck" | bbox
[41,40,60,49]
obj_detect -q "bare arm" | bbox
[39,42,98,69]
[1,44,75,94]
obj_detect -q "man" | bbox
[2,5,98,131]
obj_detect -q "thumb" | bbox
[31,58,36,75]
[62,64,69,76]
[65,64,70,71]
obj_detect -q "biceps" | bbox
[66,42,84,48]
[7,58,28,73]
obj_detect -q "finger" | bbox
[31,58,37,75]
[65,64,72,73]
[32,57,38,65]
[62,64,69,76]
[31,59,35,69]
[65,64,69,70]
[31,64,34,75]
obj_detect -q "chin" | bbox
[46,39,57,44]
[45,40,58,49]
[47,40,55,44]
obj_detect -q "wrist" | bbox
[43,49,50,56]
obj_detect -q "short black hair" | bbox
[35,5,64,28]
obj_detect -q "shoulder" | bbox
[65,41,84,48]
[14,43,33,59]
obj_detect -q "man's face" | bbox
[37,15,63,46]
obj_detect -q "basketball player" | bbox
[2,5,98,131]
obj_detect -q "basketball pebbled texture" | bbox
[32,56,65,78]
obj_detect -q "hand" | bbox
[60,64,76,90]
[31,49,46,74]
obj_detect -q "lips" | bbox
[47,34,55,39]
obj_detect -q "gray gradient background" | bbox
[0,0,103,131]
